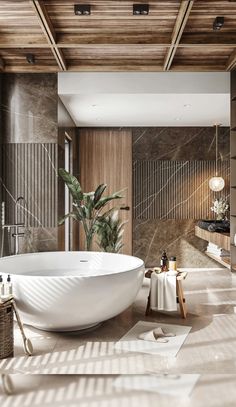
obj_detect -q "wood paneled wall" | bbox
[79,129,132,254]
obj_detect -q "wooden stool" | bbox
[145,270,188,319]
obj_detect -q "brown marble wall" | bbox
[133,126,230,161]
[79,126,230,267]
[0,74,3,253]
[132,126,230,268]
[133,160,230,220]
[0,73,58,255]
[134,219,215,268]
[1,73,57,143]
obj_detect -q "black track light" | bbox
[74,4,91,15]
[26,54,35,64]
[133,4,149,15]
[213,16,224,31]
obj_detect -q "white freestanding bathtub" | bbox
[0,251,144,331]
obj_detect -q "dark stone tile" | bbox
[23,227,58,252]
[133,219,225,268]
[1,73,57,143]
[132,127,230,161]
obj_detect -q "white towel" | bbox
[138,327,176,342]
[150,272,177,311]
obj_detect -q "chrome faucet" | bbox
[1,197,27,255]
[12,197,27,255]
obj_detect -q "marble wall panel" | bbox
[133,160,230,220]
[132,126,230,267]
[78,127,230,266]
[133,126,230,161]
[0,73,58,255]
[133,219,225,268]
[1,73,57,143]
[22,227,58,253]
[1,143,58,228]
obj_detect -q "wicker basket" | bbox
[0,302,14,359]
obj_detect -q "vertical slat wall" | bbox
[134,160,230,220]
[230,71,236,271]
[1,143,58,227]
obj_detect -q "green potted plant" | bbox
[96,210,127,253]
[58,168,122,251]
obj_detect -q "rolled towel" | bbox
[138,327,176,343]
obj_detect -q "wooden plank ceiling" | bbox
[0,0,236,72]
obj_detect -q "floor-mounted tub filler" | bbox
[0,252,145,331]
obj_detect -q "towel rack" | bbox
[145,270,188,319]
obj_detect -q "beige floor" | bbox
[0,267,236,405]
[0,374,236,407]
[1,267,236,375]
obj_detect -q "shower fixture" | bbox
[0,196,27,256]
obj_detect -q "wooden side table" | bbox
[145,270,188,319]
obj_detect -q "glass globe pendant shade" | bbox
[209,176,225,192]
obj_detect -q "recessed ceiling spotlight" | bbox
[133,4,149,15]
[74,4,91,15]
[213,16,224,30]
[174,117,181,121]
[184,104,191,108]
[26,54,35,64]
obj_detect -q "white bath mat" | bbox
[113,374,200,397]
[115,321,191,357]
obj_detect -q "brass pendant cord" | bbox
[215,124,218,177]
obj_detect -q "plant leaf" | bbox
[94,193,122,210]
[94,184,107,204]
[58,168,83,202]
[58,212,78,225]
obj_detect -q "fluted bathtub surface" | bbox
[0,251,145,331]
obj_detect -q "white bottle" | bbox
[4,275,13,297]
[0,275,4,299]
[234,234,236,246]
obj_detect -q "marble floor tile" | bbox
[0,374,236,407]
[0,268,236,375]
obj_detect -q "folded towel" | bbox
[150,272,177,312]
[138,328,169,343]
[138,327,176,343]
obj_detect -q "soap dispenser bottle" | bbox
[0,275,4,299]
[160,250,168,272]
[5,275,13,297]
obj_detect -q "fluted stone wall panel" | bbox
[134,160,230,220]
[2,143,58,228]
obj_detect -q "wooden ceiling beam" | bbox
[163,0,194,71]
[2,64,226,73]
[181,32,236,46]
[0,34,48,48]
[31,0,67,71]
[3,65,58,73]
[0,31,235,48]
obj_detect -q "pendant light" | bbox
[209,124,225,192]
